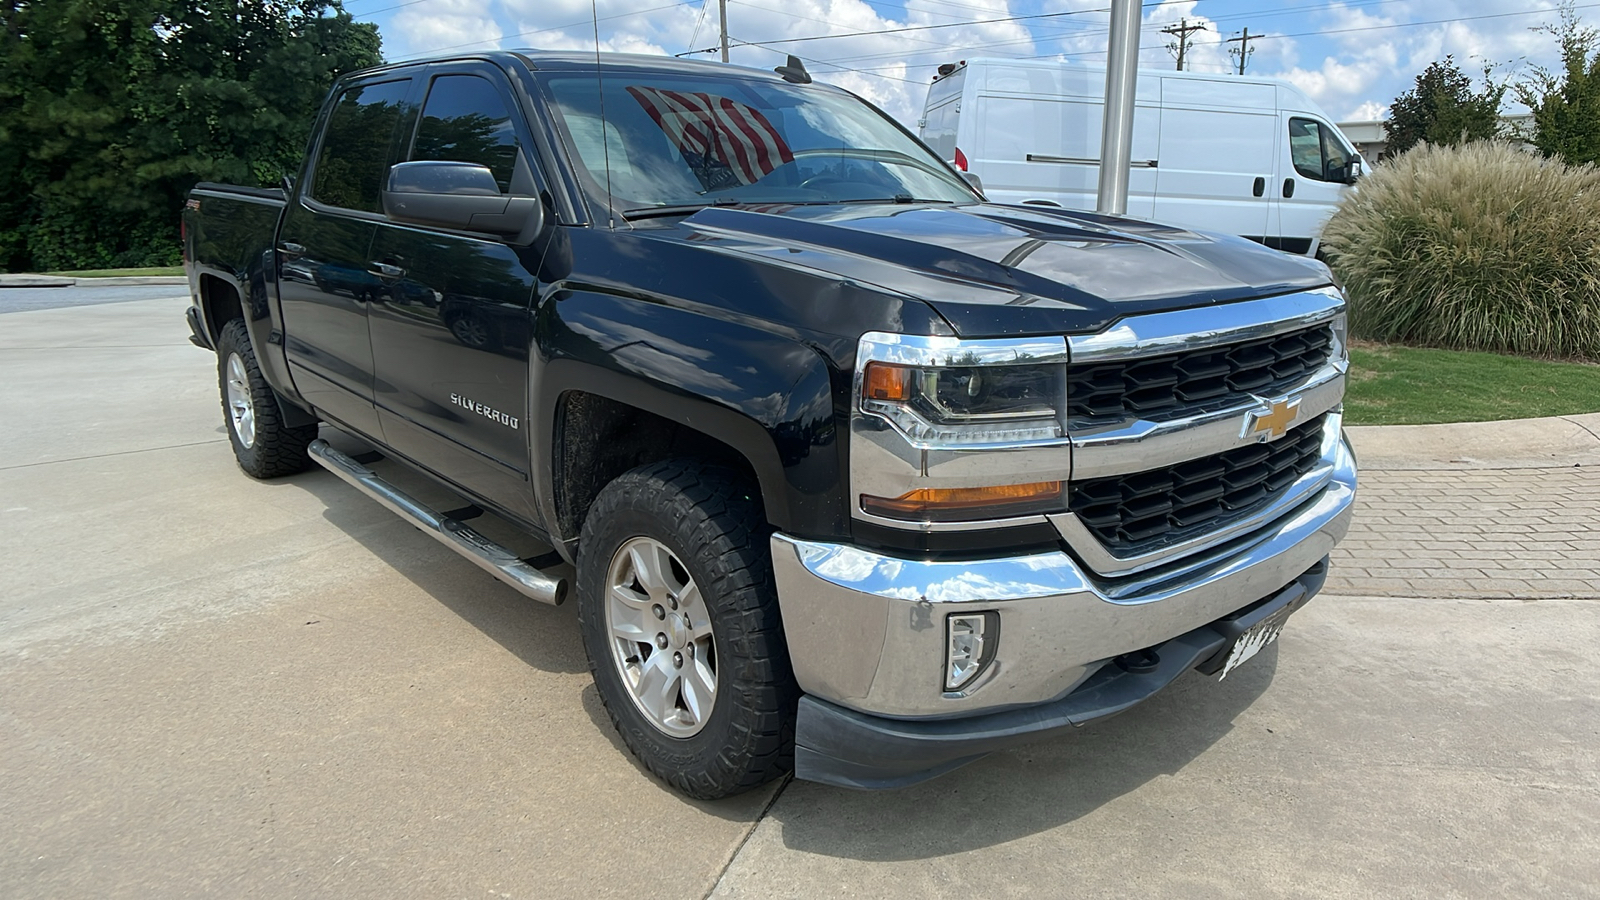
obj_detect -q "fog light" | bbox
[946,611,999,691]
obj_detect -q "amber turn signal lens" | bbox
[863,362,911,402]
[861,481,1064,522]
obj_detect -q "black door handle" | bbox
[1283,178,1296,198]
[1252,177,1265,197]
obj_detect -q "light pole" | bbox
[1096,0,1141,216]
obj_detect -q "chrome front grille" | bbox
[1066,324,1334,422]
[1068,414,1328,550]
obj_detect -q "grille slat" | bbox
[1069,415,1327,550]
[1068,324,1333,421]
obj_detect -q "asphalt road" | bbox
[3,293,1597,899]
[0,283,189,314]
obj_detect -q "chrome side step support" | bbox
[308,439,567,605]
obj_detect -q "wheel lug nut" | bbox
[669,597,679,610]
[673,652,683,669]
[652,604,665,620]
[655,633,668,649]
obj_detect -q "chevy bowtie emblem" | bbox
[1245,398,1300,442]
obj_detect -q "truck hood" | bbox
[657,202,1332,337]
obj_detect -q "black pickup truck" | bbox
[184,51,1357,799]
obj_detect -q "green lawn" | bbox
[1345,344,1600,425]
[48,266,184,277]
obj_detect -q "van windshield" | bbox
[543,73,976,216]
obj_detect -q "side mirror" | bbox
[381,161,543,238]
[960,171,985,196]
[1331,158,1361,185]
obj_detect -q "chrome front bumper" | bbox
[771,431,1356,784]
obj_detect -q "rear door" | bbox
[365,63,547,521]
[278,74,415,438]
[1151,77,1276,240]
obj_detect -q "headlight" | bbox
[856,334,1068,446]
[854,332,1070,523]
[1329,311,1349,365]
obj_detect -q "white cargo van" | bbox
[919,58,1362,256]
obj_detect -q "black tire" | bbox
[216,318,317,479]
[577,460,798,800]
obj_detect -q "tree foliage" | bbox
[0,0,380,271]
[1384,56,1505,157]
[1515,4,1600,167]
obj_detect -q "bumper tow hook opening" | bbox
[1114,648,1161,674]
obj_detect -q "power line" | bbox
[685,0,713,55]
[796,0,1418,68]
[720,4,1114,50]
[1066,3,1600,60]
[729,0,974,55]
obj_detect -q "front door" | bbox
[1271,115,1356,255]
[278,75,414,438]
[366,66,547,522]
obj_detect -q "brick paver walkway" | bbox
[1327,466,1600,599]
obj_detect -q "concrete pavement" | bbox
[3,292,1597,898]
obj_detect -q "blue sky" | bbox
[340,0,1581,127]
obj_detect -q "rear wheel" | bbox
[577,460,797,799]
[216,319,316,479]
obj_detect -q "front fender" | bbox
[533,288,846,545]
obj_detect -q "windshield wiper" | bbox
[621,198,745,220]
[836,195,956,205]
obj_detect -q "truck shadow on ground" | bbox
[291,469,590,678]
[293,467,777,821]
[766,648,1279,860]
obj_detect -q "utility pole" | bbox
[1161,18,1207,72]
[719,0,729,62]
[1227,27,1259,75]
[1097,0,1140,216]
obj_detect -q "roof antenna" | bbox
[591,0,614,228]
[775,55,811,84]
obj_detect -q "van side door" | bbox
[1150,77,1276,241]
[364,62,549,524]
[1272,115,1358,255]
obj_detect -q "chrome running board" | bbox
[308,439,567,606]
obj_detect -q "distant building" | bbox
[1336,113,1535,165]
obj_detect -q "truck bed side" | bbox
[184,183,306,411]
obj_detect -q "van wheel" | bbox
[216,319,316,479]
[577,460,797,800]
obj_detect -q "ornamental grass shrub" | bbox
[1320,141,1600,359]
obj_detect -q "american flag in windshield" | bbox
[625,86,796,193]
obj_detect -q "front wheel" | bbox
[215,319,316,479]
[577,461,797,799]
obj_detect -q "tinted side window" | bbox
[311,79,412,212]
[412,75,522,193]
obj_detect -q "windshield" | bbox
[542,73,977,214]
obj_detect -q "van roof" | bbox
[945,57,1325,116]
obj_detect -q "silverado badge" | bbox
[1244,397,1300,442]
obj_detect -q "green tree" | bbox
[0,0,380,272]
[1384,56,1505,157]
[1515,4,1600,167]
